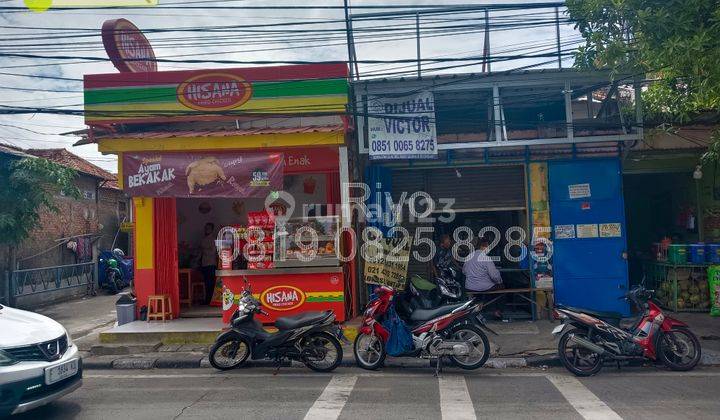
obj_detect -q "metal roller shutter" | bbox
[390,165,526,281]
[426,165,526,210]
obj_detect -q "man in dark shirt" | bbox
[432,234,456,276]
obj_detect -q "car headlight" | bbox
[0,349,18,366]
[64,328,74,348]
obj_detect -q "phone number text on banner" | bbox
[367,91,438,160]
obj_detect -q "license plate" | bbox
[45,359,78,385]
[552,324,566,335]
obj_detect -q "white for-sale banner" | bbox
[367,91,438,160]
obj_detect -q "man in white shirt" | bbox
[463,237,504,318]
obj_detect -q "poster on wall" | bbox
[367,91,438,160]
[123,151,284,197]
[363,234,413,290]
[529,162,554,294]
[599,223,622,238]
[576,223,599,238]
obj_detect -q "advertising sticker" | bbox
[576,224,599,238]
[599,223,622,238]
[554,224,576,240]
[568,183,591,199]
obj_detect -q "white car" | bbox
[0,304,82,416]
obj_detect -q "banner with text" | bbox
[367,91,437,160]
[123,151,284,197]
[363,234,413,290]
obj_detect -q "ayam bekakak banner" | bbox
[122,151,284,198]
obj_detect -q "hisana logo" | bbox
[261,286,306,311]
[178,73,253,111]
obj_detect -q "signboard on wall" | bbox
[84,64,348,124]
[367,91,437,160]
[122,152,284,197]
[101,19,157,73]
[363,234,413,290]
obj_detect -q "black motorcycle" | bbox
[403,267,464,310]
[208,281,346,372]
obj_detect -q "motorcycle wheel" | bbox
[657,328,702,371]
[301,333,343,372]
[448,324,490,370]
[558,328,603,377]
[208,336,250,370]
[353,332,386,370]
[107,272,119,295]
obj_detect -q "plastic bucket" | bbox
[667,244,687,265]
[707,244,720,264]
[689,244,706,264]
[116,293,137,326]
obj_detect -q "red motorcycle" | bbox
[553,285,702,376]
[353,285,493,373]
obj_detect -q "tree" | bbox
[566,0,720,122]
[0,156,80,246]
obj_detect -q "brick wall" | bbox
[16,174,100,269]
[97,186,130,253]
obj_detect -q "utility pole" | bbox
[482,8,490,73]
[416,12,421,78]
[343,0,356,80]
[555,7,562,69]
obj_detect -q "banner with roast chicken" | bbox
[122,152,284,197]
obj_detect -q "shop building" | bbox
[353,69,644,316]
[81,63,358,323]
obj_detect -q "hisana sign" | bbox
[101,19,157,73]
[367,91,438,160]
[177,73,253,111]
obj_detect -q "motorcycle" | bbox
[99,249,128,295]
[408,267,464,309]
[553,285,702,376]
[208,279,347,372]
[353,285,493,374]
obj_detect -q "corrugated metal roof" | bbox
[94,124,346,140]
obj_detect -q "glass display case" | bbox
[273,216,340,268]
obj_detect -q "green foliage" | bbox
[566,0,720,122]
[0,156,80,245]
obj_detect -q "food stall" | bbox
[218,215,345,323]
[82,60,356,323]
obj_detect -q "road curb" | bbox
[82,351,720,370]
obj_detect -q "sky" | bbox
[0,0,579,173]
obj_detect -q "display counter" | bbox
[217,267,345,324]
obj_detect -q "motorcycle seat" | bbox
[410,302,466,322]
[275,310,332,330]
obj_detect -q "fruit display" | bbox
[654,267,711,311]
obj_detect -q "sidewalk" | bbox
[33,292,119,342]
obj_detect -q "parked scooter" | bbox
[553,284,702,376]
[406,266,464,309]
[353,285,493,374]
[208,278,347,372]
[99,249,128,295]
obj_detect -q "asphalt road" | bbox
[13,366,720,420]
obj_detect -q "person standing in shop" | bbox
[199,222,217,304]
